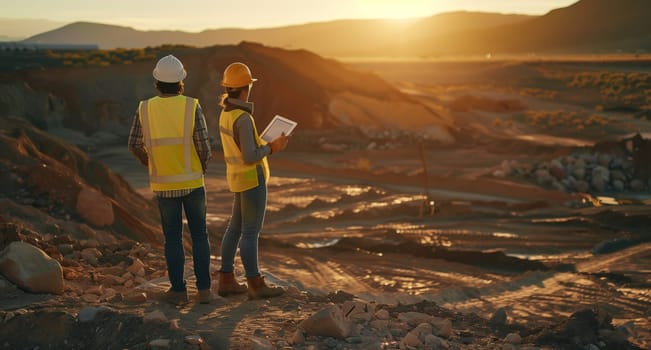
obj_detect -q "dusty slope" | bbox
[0,116,161,244]
[2,42,451,144]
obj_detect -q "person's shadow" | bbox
[158,294,262,350]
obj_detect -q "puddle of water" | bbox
[295,238,341,249]
[492,232,519,239]
[531,216,585,223]
[516,134,592,147]
[311,210,342,219]
[352,195,425,213]
[334,185,376,196]
[508,252,592,261]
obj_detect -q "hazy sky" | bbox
[1,0,578,36]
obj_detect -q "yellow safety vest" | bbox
[138,95,204,191]
[219,108,270,192]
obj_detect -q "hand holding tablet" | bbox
[261,115,297,142]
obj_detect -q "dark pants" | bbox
[157,187,211,291]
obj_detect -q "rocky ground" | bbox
[0,225,643,350]
[1,125,649,349]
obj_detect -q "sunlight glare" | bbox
[356,0,437,20]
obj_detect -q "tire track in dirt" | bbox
[434,244,651,348]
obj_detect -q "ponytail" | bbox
[219,92,229,107]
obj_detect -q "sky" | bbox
[1,0,578,38]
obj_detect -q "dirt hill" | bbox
[0,116,161,246]
[2,42,451,147]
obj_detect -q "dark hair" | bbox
[226,86,248,98]
[156,81,184,94]
[219,85,249,107]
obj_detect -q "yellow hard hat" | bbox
[221,62,257,88]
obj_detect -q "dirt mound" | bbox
[0,116,161,244]
[4,42,452,146]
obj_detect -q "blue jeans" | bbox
[157,187,211,292]
[220,168,267,278]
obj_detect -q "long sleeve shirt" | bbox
[224,97,272,164]
[128,99,211,198]
[234,114,272,164]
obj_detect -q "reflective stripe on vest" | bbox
[218,108,270,192]
[139,96,204,191]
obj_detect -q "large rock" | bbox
[0,241,64,294]
[398,312,433,326]
[534,169,553,186]
[630,179,646,191]
[0,221,21,252]
[549,160,565,181]
[575,180,590,193]
[431,317,453,338]
[76,186,114,227]
[572,158,587,179]
[591,166,610,192]
[299,305,352,339]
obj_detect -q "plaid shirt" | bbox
[128,98,211,198]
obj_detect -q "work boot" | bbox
[198,289,212,304]
[217,271,248,297]
[247,275,284,300]
[164,288,188,306]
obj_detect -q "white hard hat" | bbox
[152,55,187,83]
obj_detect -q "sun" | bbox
[356,0,438,20]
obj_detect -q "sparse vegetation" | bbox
[491,118,513,129]
[0,44,195,71]
[567,71,651,111]
[519,87,559,100]
[525,110,609,130]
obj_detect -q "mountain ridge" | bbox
[429,0,651,54]
[22,12,532,56]
[19,0,651,56]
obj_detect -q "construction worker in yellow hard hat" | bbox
[216,62,288,299]
[128,54,213,305]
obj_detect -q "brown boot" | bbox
[247,275,284,300]
[217,271,248,297]
[164,288,188,306]
[198,289,212,304]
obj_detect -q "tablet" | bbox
[260,115,297,142]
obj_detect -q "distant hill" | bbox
[415,0,651,55]
[20,0,651,57]
[22,12,532,57]
[22,22,201,49]
[0,18,66,41]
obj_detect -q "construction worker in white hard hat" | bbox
[217,62,288,299]
[128,54,213,305]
